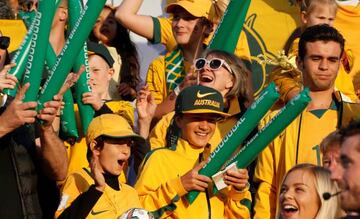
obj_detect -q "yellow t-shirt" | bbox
[55,168,141,218]
[334,4,360,91]
[145,54,192,104]
[152,17,251,60]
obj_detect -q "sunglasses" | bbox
[0,36,10,50]
[194,58,233,74]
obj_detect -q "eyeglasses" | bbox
[0,36,10,50]
[194,58,233,74]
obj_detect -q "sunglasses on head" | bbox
[194,58,233,74]
[0,36,10,50]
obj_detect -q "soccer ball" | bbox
[119,208,154,219]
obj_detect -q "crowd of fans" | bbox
[0,0,360,218]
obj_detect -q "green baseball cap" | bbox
[175,85,230,117]
[87,41,114,67]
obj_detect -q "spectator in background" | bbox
[90,5,141,101]
[0,67,81,218]
[0,0,15,19]
[320,130,359,219]
[320,130,343,181]
[339,121,360,216]
[270,0,358,103]
[0,31,10,70]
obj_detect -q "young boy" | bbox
[67,42,136,177]
[56,114,143,218]
[135,85,252,218]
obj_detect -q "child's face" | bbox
[176,113,218,148]
[96,138,131,176]
[301,4,336,27]
[279,169,321,219]
[171,7,204,46]
[88,54,113,96]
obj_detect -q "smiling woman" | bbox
[277,163,342,219]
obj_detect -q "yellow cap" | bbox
[86,114,145,145]
[166,0,213,19]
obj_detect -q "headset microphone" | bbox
[323,191,342,200]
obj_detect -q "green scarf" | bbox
[165,48,186,93]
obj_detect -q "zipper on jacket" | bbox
[199,152,211,219]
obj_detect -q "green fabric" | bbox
[165,48,185,92]
[150,196,179,218]
[209,0,251,53]
[240,198,252,213]
[151,17,161,44]
[309,100,337,118]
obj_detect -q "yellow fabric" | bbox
[135,138,251,219]
[334,4,360,91]
[0,20,27,53]
[146,55,191,104]
[55,168,141,218]
[156,17,251,60]
[86,113,140,145]
[149,97,242,150]
[253,96,360,219]
[166,0,213,19]
[67,101,134,182]
[271,38,358,102]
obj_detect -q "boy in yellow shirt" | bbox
[135,85,252,218]
[56,114,143,218]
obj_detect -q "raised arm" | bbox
[115,0,154,40]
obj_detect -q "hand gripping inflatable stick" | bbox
[213,88,311,193]
[187,82,279,204]
[37,0,106,135]
[68,0,94,134]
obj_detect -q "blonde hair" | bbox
[299,0,337,13]
[209,0,229,23]
[320,130,341,154]
[202,49,251,102]
[277,164,342,219]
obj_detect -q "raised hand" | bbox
[38,66,85,128]
[180,161,212,192]
[136,85,156,122]
[0,63,18,91]
[118,82,137,98]
[0,83,37,136]
[57,65,85,97]
[224,168,249,191]
[179,68,197,91]
[90,151,106,192]
[82,91,103,110]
